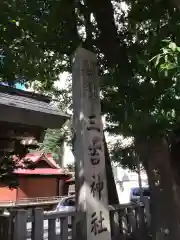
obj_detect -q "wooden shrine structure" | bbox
[0,85,69,158]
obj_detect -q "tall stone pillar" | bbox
[72,47,111,240]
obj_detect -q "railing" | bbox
[13,209,77,240]
[0,196,63,207]
[110,201,150,240]
[0,201,151,240]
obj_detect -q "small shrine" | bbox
[0,84,70,202]
[0,84,68,157]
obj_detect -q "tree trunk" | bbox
[136,136,180,240]
[72,131,119,205]
[170,135,180,222]
[103,133,119,205]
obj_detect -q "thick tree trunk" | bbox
[136,136,180,240]
[103,133,119,205]
[170,135,180,222]
[72,131,119,205]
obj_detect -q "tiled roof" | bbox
[15,152,60,169]
[13,152,71,176]
[23,152,60,169]
[0,91,68,117]
[0,84,50,102]
[0,85,69,128]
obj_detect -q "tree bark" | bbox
[170,135,180,222]
[72,131,119,205]
[103,133,119,205]
[136,136,180,240]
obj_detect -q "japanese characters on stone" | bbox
[88,135,102,165]
[82,60,98,99]
[84,59,108,237]
[73,48,111,240]
[87,116,101,132]
[83,60,99,115]
[91,174,104,200]
[91,211,107,235]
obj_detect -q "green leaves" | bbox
[109,138,138,171]
[169,42,177,52]
[0,0,80,87]
[1,0,180,171]
[151,40,180,74]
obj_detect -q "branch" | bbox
[85,0,129,69]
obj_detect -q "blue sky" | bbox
[15,83,25,90]
[0,82,25,90]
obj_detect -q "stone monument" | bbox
[72,47,111,240]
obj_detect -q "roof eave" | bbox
[0,104,70,129]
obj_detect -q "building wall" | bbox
[112,164,148,204]
[17,177,58,199]
[62,142,74,167]
[17,177,27,199]
[0,185,17,201]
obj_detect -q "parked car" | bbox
[50,196,75,227]
[53,196,75,212]
[130,187,150,203]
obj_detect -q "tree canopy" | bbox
[1,0,180,137]
[2,0,180,167]
[2,1,180,237]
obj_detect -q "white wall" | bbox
[113,165,148,203]
[62,142,74,167]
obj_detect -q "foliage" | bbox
[37,122,72,165]
[2,2,180,235]
[100,1,180,169]
[0,151,35,188]
[102,2,180,138]
[0,0,79,88]
[66,163,75,172]
[110,140,137,171]
[1,0,180,171]
[38,129,66,160]
[31,74,72,113]
[109,38,180,168]
[34,77,73,165]
[152,39,180,77]
[0,153,19,188]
